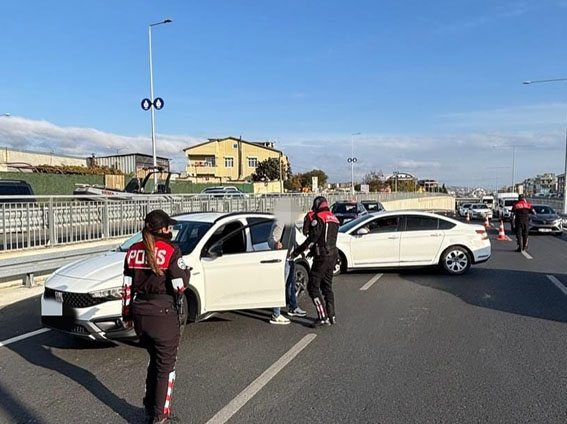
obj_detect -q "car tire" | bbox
[295,263,309,299]
[334,252,346,276]
[440,246,471,275]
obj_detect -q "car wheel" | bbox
[333,252,346,276]
[295,263,309,299]
[440,246,471,275]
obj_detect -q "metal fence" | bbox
[0,192,450,252]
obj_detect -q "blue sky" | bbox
[2,0,567,186]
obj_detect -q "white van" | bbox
[494,193,519,220]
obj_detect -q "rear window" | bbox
[438,219,456,230]
[0,183,33,196]
[332,203,357,213]
[404,216,439,231]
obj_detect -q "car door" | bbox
[349,216,401,266]
[200,219,287,312]
[399,215,444,264]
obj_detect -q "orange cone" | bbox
[497,221,507,241]
[484,215,490,228]
[466,211,470,222]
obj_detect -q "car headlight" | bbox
[553,219,562,225]
[90,287,122,300]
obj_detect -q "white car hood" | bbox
[46,251,126,293]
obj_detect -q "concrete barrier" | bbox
[381,195,455,212]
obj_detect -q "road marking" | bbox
[0,328,51,348]
[505,236,512,242]
[521,251,533,260]
[547,275,567,296]
[360,273,383,291]
[205,333,317,424]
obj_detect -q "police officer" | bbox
[122,210,190,424]
[291,196,340,327]
[512,194,536,252]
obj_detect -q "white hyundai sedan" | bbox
[335,211,491,275]
[41,212,311,341]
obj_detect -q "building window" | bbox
[248,157,258,168]
[224,157,234,168]
[233,143,238,149]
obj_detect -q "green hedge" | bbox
[169,181,254,194]
[0,173,104,195]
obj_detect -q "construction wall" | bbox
[380,195,456,211]
[0,147,87,171]
[0,172,103,195]
[253,181,282,194]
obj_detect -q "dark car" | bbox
[0,180,35,203]
[529,205,563,235]
[331,200,368,225]
[361,200,385,213]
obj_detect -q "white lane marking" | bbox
[0,328,51,348]
[505,236,512,242]
[360,273,383,291]
[521,251,533,260]
[205,333,317,424]
[547,275,567,296]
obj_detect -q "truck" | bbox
[481,195,495,209]
[494,193,519,220]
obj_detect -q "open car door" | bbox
[200,219,287,312]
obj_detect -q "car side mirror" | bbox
[208,243,223,259]
[356,228,369,236]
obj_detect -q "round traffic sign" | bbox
[141,98,152,111]
[154,97,164,110]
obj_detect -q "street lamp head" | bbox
[163,18,172,24]
[523,81,532,85]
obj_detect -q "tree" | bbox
[251,157,288,182]
[300,169,328,188]
[362,171,385,192]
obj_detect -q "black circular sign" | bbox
[154,97,164,110]
[141,98,152,111]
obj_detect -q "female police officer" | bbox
[122,210,190,424]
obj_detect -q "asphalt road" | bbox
[2,222,567,424]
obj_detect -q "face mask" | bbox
[161,231,173,240]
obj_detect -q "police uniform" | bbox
[122,210,190,423]
[293,197,340,327]
[512,197,534,251]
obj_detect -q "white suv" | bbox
[469,203,493,220]
[41,212,310,341]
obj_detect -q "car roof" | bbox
[173,211,272,223]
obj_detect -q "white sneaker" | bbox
[287,307,307,317]
[270,314,290,325]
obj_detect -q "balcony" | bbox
[187,163,218,175]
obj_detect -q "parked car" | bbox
[469,203,493,220]
[361,200,385,213]
[0,179,35,202]
[335,211,491,276]
[331,200,368,225]
[199,186,248,198]
[458,203,473,217]
[510,204,563,235]
[41,212,311,341]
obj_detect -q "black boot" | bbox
[329,316,336,325]
[311,318,330,328]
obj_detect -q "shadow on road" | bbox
[397,267,567,323]
[0,379,47,424]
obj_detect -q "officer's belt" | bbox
[135,293,175,301]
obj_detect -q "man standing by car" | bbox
[512,194,536,252]
[291,196,340,328]
[268,220,307,324]
[122,210,190,424]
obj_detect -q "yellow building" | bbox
[184,137,289,184]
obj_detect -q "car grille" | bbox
[44,288,106,308]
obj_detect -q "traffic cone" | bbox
[497,221,507,241]
[484,215,490,228]
[466,211,470,222]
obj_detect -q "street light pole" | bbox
[524,78,567,214]
[148,19,172,190]
[349,132,361,196]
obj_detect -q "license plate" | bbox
[539,228,552,232]
[55,291,64,303]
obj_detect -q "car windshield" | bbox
[504,199,516,206]
[473,204,487,209]
[533,206,555,214]
[339,215,373,233]
[332,203,357,214]
[118,221,213,255]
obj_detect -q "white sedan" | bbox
[41,212,311,341]
[335,211,491,275]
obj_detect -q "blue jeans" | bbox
[273,260,297,317]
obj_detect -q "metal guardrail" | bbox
[0,192,450,253]
[0,243,122,287]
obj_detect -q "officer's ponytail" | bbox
[143,227,164,276]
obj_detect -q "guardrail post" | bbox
[24,273,35,288]
[48,198,56,247]
[103,198,110,239]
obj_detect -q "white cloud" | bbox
[398,160,441,169]
[0,116,203,171]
